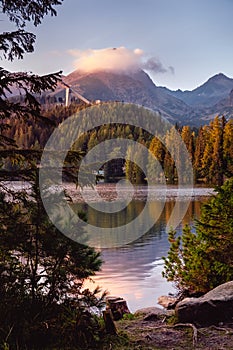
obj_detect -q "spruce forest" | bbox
[3,101,233,186]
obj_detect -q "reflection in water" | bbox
[70,185,213,312]
[72,201,146,228]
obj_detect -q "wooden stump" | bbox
[106,296,130,320]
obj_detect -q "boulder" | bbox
[175,281,233,326]
[157,295,179,309]
[134,306,174,320]
[134,307,167,317]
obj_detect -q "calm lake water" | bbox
[2,182,215,312]
[69,184,214,312]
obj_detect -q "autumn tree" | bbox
[125,144,147,184]
[147,136,165,183]
[209,116,225,185]
[125,146,136,183]
[163,127,178,183]
[181,125,195,161]
[223,119,233,177]
[193,126,207,181]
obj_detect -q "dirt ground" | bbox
[114,314,233,350]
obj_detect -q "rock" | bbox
[157,295,178,309]
[134,307,167,318]
[143,313,160,322]
[106,296,130,321]
[175,281,233,326]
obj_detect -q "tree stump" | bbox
[106,296,130,320]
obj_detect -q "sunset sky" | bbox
[2,0,233,90]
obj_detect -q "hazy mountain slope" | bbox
[160,73,233,108]
[201,89,233,122]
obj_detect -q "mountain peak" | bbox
[207,72,230,82]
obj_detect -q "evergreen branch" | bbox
[1,0,63,28]
[0,68,62,125]
[0,67,62,97]
[0,30,36,60]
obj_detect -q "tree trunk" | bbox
[103,310,117,335]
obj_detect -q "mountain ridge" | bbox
[159,73,233,108]
[45,70,233,125]
[60,69,197,124]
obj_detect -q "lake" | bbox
[68,184,214,312]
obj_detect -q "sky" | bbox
[2,0,233,90]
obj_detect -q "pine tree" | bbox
[0,166,105,348]
[163,178,233,294]
[0,3,107,348]
[0,0,63,147]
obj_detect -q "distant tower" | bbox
[62,81,91,106]
[65,87,70,107]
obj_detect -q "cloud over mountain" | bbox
[68,47,174,75]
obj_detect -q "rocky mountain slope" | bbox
[49,70,233,126]
[61,69,195,123]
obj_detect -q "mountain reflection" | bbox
[69,185,212,311]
